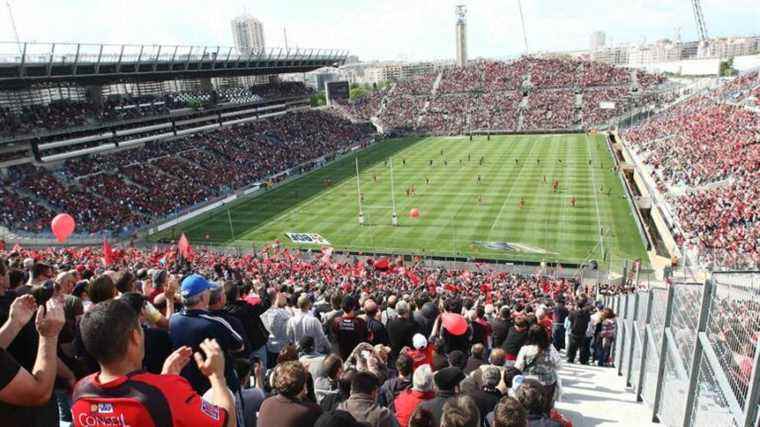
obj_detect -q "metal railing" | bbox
[0,41,349,65]
[605,272,760,426]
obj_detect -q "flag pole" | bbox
[390,158,398,226]
[355,157,365,225]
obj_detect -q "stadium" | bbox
[0,1,758,427]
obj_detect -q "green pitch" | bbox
[150,134,647,267]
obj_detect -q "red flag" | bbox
[406,270,422,286]
[353,260,365,277]
[178,233,193,259]
[374,257,390,271]
[320,247,333,264]
[102,239,114,266]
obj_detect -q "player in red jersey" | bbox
[71,299,236,427]
[570,196,576,207]
[552,180,559,192]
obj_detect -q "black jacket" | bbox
[502,327,528,356]
[419,390,458,427]
[568,308,591,337]
[223,293,271,351]
[467,387,502,425]
[387,317,420,360]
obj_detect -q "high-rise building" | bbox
[231,14,265,55]
[455,5,467,67]
[590,31,606,51]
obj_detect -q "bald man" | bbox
[286,294,330,354]
[364,299,390,347]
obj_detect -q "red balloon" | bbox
[409,208,420,218]
[51,213,76,243]
[441,312,468,336]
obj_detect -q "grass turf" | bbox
[150,134,648,268]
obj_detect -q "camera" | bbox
[31,280,55,307]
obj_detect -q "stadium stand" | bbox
[338,57,669,134]
[0,110,373,235]
[0,81,313,139]
[622,70,760,269]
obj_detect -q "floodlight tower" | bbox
[691,0,709,42]
[455,5,468,67]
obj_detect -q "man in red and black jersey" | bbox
[331,295,370,360]
[71,299,236,427]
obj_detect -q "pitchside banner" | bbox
[286,233,331,245]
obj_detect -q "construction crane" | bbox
[691,0,709,42]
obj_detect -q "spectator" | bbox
[408,406,436,427]
[262,291,292,369]
[223,280,271,368]
[332,295,369,361]
[464,343,487,375]
[491,306,512,349]
[169,274,245,394]
[258,360,322,427]
[566,300,592,364]
[387,300,420,363]
[489,397,528,427]
[365,298,391,347]
[466,366,503,425]
[338,371,395,427]
[379,352,414,408]
[394,364,435,427]
[406,333,435,370]
[514,379,562,427]
[0,295,65,426]
[440,395,480,427]
[314,353,343,404]
[515,325,561,412]
[287,294,330,354]
[502,316,530,362]
[419,366,466,426]
[71,299,236,427]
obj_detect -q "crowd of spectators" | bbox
[0,242,621,426]
[0,110,373,235]
[622,70,760,269]
[0,82,314,139]
[343,57,666,135]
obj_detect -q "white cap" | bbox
[23,257,34,269]
[412,333,427,350]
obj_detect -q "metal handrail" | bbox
[0,41,349,65]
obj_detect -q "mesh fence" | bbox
[656,285,702,425]
[640,289,668,405]
[610,274,760,426]
[622,295,635,376]
[629,293,646,390]
[670,285,703,368]
[706,274,760,411]
[658,344,691,426]
[690,355,741,427]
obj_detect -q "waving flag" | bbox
[178,233,194,260]
[320,246,333,264]
[406,270,422,286]
[102,239,115,266]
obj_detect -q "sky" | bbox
[1,0,758,62]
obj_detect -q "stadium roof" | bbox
[0,41,349,88]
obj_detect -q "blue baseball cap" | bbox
[181,274,214,298]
